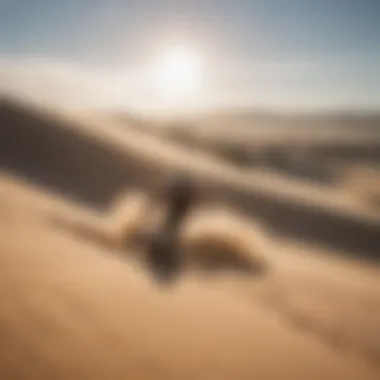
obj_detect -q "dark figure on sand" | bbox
[146,172,198,284]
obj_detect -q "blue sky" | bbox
[0,0,379,112]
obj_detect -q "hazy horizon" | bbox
[1,0,379,114]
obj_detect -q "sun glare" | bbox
[152,45,202,96]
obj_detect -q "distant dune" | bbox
[339,165,380,210]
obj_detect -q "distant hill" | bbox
[0,97,163,209]
[154,107,380,132]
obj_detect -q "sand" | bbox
[0,180,379,380]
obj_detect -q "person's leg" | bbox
[146,233,183,284]
[145,171,197,284]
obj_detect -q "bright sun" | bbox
[152,45,202,96]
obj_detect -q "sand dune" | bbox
[1,175,380,378]
[2,98,380,259]
[0,198,379,380]
[1,99,380,379]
